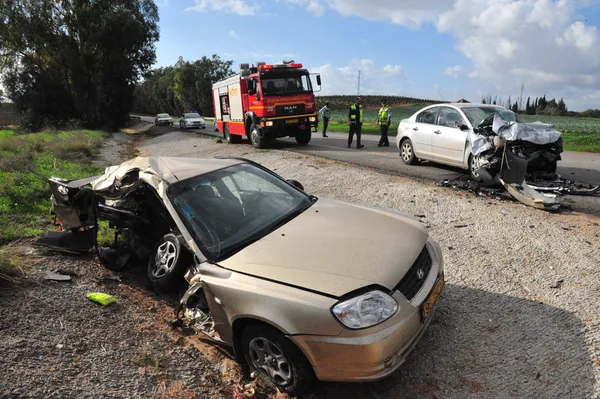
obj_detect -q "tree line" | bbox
[132,55,234,117]
[316,95,439,110]
[0,0,160,132]
[481,94,600,117]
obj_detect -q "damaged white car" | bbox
[396,103,567,210]
[35,156,445,395]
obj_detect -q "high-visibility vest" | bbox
[350,104,363,122]
[379,106,390,123]
[320,106,330,118]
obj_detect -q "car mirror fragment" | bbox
[287,179,304,191]
[460,124,470,131]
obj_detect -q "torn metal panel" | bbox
[492,114,562,145]
[499,178,560,211]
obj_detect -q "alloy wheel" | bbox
[152,241,177,278]
[249,337,292,386]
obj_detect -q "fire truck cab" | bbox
[212,61,321,148]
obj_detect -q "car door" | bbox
[410,107,439,159]
[431,107,469,166]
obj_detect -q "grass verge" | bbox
[0,248,23,284]
[0,129,106,244]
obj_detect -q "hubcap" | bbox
[401,142,412,162]
[152,241,177,278]
[251,128,259,145]
[248,337,292,386]
[471,155,485,178]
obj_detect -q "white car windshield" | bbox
[186,113,201,118]
[158,114,170,118]
[461,106,524,126]
[168,163,314,261]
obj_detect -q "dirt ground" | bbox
[1,128,599,399]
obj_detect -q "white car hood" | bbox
[219,198,429,297]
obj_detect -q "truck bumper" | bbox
[260,114,317,138]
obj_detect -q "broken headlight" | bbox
[332,290,398,329]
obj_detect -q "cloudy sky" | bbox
[155,0,600,111]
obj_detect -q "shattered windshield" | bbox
[168,163,314,261]
[462,107,524,127]
[260,73,313,96]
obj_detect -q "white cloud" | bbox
[310,59,406,96]
[444,65,463,78]
[278,0,600,109]
[186,0,257,16]
[229,30,240,39]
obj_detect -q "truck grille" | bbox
[276,104,305,116]
[394,246,432,301]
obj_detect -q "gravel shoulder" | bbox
[1,129,598,399]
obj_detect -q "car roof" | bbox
[428,103,506,110]
[106,157,245,185]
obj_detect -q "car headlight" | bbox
[332,290,398,329]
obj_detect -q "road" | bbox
[136,115,600,214]
[137,115,600,185]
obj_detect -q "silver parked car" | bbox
[155,113,173,126]
[179,113,206,129]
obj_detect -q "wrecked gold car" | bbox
[36,157,445,395]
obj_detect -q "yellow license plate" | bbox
[422,276,444,320]
[286,119,299,124]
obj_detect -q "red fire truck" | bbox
[212,61,321,148]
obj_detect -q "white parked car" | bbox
[395,103,563,180]
[179,113,206,129]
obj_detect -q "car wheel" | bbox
[295,130,311,145]
[179,121,184,129]
[249,123,265,149]
[469,154,484,181]
[146,233,191,292]
[241,324,315,396]
[400,139,419,165]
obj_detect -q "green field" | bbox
[320,106,600,152]
[0,129,105,243]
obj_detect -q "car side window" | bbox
[417,108,438,124]
[437,107,466,128]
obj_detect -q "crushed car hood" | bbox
[218,198,429,297]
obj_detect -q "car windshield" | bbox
[461,106,524,126]
[186,113,201,118]
[261,73,313,96]
[168,163,314,261]
[158,113,170,118]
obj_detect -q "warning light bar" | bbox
[258,63,303,70]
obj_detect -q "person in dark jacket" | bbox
[348,97,364,149]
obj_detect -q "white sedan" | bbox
[179,113,206,129]
[395,103,529,179]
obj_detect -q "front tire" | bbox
[295,130,311,145]
[400,138,419,165]
[469,154,483,181]
[146,233,191,292]
[249,123,265,149]
[241,325,315,396]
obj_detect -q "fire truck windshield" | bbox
[260,73,313,96]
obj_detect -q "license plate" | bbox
[286,119,299,124]
[421,276,444,320]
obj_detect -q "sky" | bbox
[154,0,600,111]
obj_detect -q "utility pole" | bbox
[519,83,524,111]
[357,70,361,96]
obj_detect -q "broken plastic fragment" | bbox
[86,292,117,306]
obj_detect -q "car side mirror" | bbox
[316,75,321,86]
[460,124,470,131]
[287,179,304,191]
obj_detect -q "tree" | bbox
[511,102,518,113]
[0,0,160,131]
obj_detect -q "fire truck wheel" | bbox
[295,130,311,145]
[249,123,265,149]
[224,125,241,144]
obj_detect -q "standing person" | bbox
[319,102,330,137]
[348,97,364,149]
[377,98,392,147]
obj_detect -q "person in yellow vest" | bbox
[376,98,392,147]
[347,97,364,149]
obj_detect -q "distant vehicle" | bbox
[155,113,173,126]
[396,103,563,181]
[180,113,206,129]
[212,60,322,148]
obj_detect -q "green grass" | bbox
[0,129,106,243]
[0,249,22,284]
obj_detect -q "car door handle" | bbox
[413,127,419,131]
[434,130,441,134]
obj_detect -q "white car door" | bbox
[409,107,439,159]
[431,107,469,166]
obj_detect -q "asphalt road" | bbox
[136,115,600,214]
